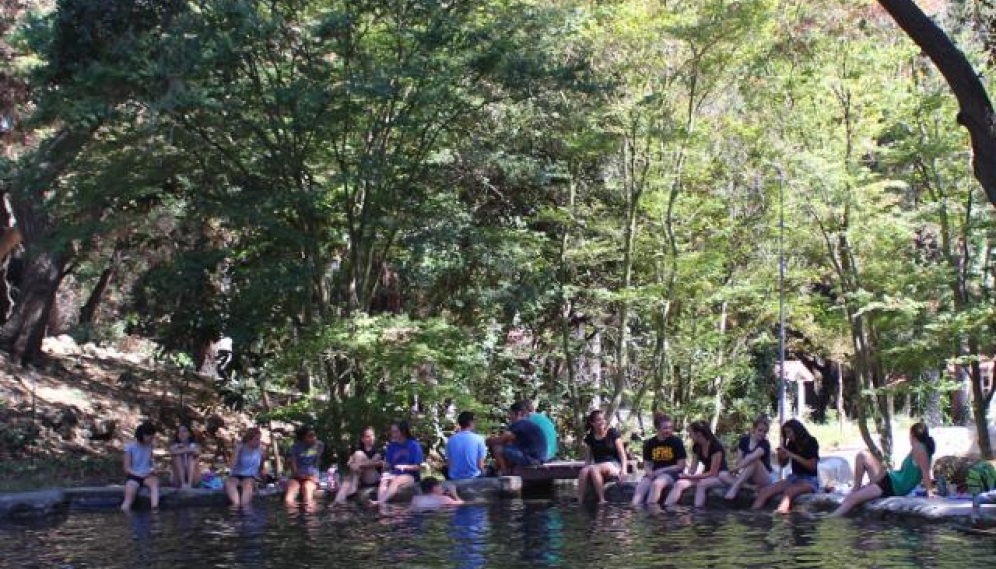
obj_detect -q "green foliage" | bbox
[8,0,996,451]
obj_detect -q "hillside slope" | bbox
[0,336,254,490]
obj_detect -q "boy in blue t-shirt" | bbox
[446,411,487,480]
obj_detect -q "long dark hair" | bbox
[173,424,195,446]
[781,419,814,447]
[688,420,722,453]
[911,422,936,456]
[586,410,604,432]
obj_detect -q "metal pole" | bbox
[777,168,787,480]
[777,168,786,430]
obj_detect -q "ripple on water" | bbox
[1,500,995,569]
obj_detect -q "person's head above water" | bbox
[420,476,443,495]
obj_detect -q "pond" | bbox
[1,498,994,569]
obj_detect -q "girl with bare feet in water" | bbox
[665,421,735,508]
[751,419,820,514]
[284,425,324,506]
[121,422,160,511]
[334,426,383,504]
[577,410,628,504]
[371,421,423,506]
[830,422,934,517]
[724,416,773,501]
[631,415,687,506]
[225,428,265,507]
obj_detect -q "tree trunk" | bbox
[0,250,69,364]
[78,249,120,326]
[969,339,993,458]
[924,369,943,427]
[1,127,94,364]
[876,0,996,208]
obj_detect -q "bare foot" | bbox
[774,507,791,515]
[598,499,608,505]
[724,489,738,500]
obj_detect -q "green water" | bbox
[1,500,993,568]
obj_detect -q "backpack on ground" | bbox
[965,461,996,496]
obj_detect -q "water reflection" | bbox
[2,501,996,569]
[451,506,489,569]
[520,503,563,566]
[233,506,268,567]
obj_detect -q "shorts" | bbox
[787,473,819,493]
[126,474,150,487]
[232,475,257,482]
[650,471,678,485]
[876,475,896,497]
[595,460,622,480]
[503,445,542,467]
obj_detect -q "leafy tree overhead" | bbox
[3,0,996,460]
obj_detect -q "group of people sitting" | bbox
[120,422,267,511]
[120,404,940,517]
[330,401,558,506]
[624,413,936,516]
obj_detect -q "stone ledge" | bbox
[599,479,996,525]
[0,489,68,519]
[3,477,994,527]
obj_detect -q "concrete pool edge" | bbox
[1,477,994,528]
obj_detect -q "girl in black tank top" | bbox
[334,427,384,504]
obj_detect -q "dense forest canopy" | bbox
[1,0,996,462]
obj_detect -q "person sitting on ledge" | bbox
[577,409,627,504]
[525,401,559,462]
[284,425,324,506]
[411,476,463,508]
[372,421,423,505]
[225,427,265,507]
[169,424,201,490]
[725,415,773,501]
[121,422,160,512]
[751,419,820,514]
[830,422,935,517]
[665,420,735,508]
[486,401,548,475]
[334,426,384,504]
[446,411,487,481]
[631,414,687,506]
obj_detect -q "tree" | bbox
[876,0,996,209]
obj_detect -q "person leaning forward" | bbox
[487,401,548,475]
